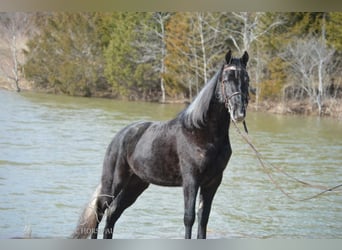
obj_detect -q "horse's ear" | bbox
[225,50,232,64]
[241,51,249,66]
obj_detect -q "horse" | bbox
[71,49,250,239]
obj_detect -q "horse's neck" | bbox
[205,101,230,140]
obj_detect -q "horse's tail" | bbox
[71,184,101,239]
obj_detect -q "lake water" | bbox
[0,90,341,239]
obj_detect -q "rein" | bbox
[220,63,341,200]
[231,119,342,201]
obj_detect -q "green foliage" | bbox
[22,12,341,102]
[326,12,342,51]
[260,57,287,100]
[164,12,192,97]
[253,12,341,102]
[24,12,109,96]
[103,12,160,99]
[104,13,138,97]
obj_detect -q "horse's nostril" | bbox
[233,108,245,122]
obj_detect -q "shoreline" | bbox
[1,86,342,120]
[248,99,342,120]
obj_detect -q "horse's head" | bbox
[220,50,250,123]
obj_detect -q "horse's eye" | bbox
[228,71,235,78]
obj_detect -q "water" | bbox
[0,90,341,239]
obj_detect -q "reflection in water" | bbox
[0,90,341,238]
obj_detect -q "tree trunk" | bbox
[159,14,167,103]
[316,12,327,116]
[254,46,261,110]
[317,60,323,115]
[11,34,21,92]
[198,13,207,85]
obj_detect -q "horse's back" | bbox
[111,121,153,155]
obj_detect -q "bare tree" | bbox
[0,12,34,92]
[280,35,335,115]
[225,12,283,108]
[187,13,226,95]
[153,12,170,103]
[164,12,226,99]
[227,12,283,53]
[134,12,170,102]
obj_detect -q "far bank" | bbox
[1,82,342,121]
[248,99,342,120]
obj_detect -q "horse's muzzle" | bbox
[225,92,247,123]
[231,107,246,123]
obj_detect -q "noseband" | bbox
[220,64,249,133]
[223,91,245,109]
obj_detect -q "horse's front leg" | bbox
[183,177,199,239]
[197,174,223,239]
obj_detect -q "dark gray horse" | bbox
[72,49,250,239]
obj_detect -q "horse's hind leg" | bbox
[103,174,149,239]
[91,140,129,238]
[90,194,112,239]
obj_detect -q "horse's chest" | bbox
[179,142,230,174]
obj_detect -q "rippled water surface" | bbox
[0,90,341,238]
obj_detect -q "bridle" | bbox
[220,64,249,110]
[220,64,249,133]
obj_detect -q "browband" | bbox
[223,65,245,71]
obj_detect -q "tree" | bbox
[104,12,161,100]
[164,12,192,98]
[0,12,34,92]
[223,12,284,107]
[16,11,341,110]
[165,12,228,100]
[190,12,227,86]
[132,12,171,102]
[280,35,334,114]
[226,12,283,53]
[326,12,342,51]
[150,12,170,103]
[24,12,108,96]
